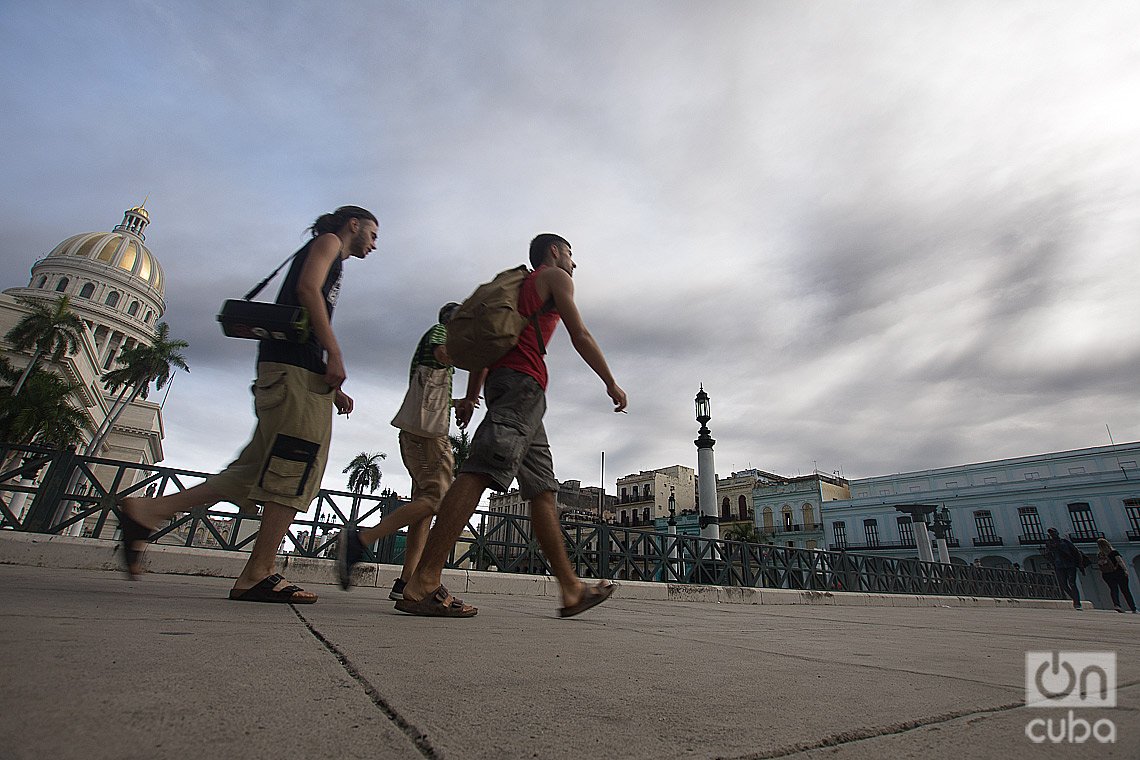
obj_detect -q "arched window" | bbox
[55,277,69,292]
[721,497,731,518]
[643,507,650,523]
[79,283,96,299]
[762,507,774,530]
[144,310,154,323]
[105,291,120,307]
[127,302,140,317]
[783,509,794,530]
[738,495,748,519]
[35,275,48,288]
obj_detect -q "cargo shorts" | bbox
[205,362,335,512]
[398,430,454,512]
[460,368,558,499]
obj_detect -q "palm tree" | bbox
[0,369,88,448]
[0,357,88,475]
[5,296,86,397]
[343,451,386,523]
[724,523,766,544]
[85,321,189,456]
[449,429,472,471]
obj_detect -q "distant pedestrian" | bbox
[398,233,626,618]
[1096,537,1136,613]
[1043,527,1084,610]
[335,302,482,599]
[118,206,379,603]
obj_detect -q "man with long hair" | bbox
[118,205,378,603]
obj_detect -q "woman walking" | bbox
[1096,538,1137,613]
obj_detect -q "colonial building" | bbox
[714,468,781,535]
[487,479,615,523]
[1,204,168,464]
[2,204,170,533]
[753,471,849,550]
[615,465,695,527]
[822,442,1140,608]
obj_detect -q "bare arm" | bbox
[296,233,346,388]
[538,267,627,412]
[433,344,485,427]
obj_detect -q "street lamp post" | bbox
[894,504,938,564]
[928,507,953,565]
[694,385,720,542]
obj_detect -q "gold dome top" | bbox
[42,206,165,295]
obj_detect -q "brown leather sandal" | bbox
[394,585,478,617]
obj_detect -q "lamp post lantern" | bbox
[694,385,720,541]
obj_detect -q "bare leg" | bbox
[231,501,315,601]
[530,490,585,608]
[400,516,432,582]
[358,500,435,545]
[405,472,490,600]
[121,483,225,529]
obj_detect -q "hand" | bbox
[324,353,347,389]
[454,396,480,428]
[335,389,354,416]
[607,382,627,413]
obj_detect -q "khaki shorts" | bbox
[399,430,454,512]
[206,362,335,512]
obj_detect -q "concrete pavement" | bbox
[1,536,1138,759]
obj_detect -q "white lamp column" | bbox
[694,385,720,542]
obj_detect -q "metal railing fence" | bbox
[0,443,1063,600]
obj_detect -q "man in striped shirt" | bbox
[336,302,481,599]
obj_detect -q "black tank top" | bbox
[257,239,343,374]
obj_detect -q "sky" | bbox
[2,1,1139,504]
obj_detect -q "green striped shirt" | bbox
[410,323,454,395]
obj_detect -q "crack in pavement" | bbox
[290,605,443,760]
[721,701,1026,759]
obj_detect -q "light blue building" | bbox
[822,442,1140,609]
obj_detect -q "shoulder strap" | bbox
[529,298,556,356]
[242,250,301,301]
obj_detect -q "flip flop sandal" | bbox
[117,505,154,580]
[559,582,615,618]
[393,584,478,617]
[229,573,317,604]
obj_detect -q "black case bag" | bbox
[217,251,311,343]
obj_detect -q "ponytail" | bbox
[309,205,378,237]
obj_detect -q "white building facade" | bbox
[822,442,1140,608]
[754,472,849,550]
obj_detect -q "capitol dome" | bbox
[5,204,168,370]
[42,206,165,295]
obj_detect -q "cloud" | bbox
[3,0,1140,498]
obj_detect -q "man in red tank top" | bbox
[396,234,627,618]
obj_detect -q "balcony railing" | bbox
[0,442,1064,601]
[1019,534,1046,545]
[830,538,960,552]
[768,522,824,534]
[1069,531,1106,544]
[973,536,1004,547]
[1128,530,1140,542]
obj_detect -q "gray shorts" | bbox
[460,368,557,499]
